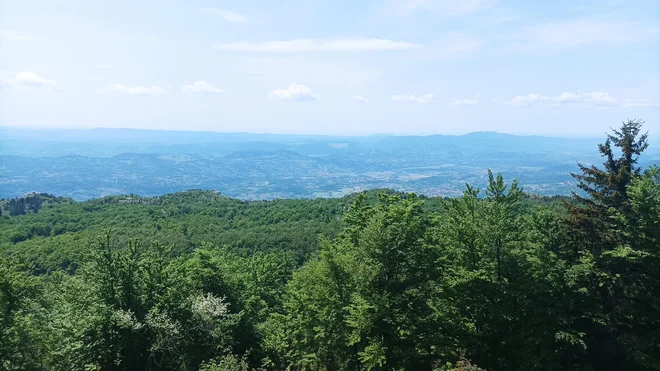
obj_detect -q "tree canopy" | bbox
[1,120,658,370]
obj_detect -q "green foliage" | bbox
[199,353,256,371]
[0,190,351,272]
[566,119,650,254]
[0,121,658,370]
[0,192,73,216]
[268,193,444,369]
[0,255,46,370]
[437,359,485,371]
[561,121,658,370]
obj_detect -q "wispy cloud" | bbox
[201,8,246,23]
[405,33,482,61]
[452,93,480,105]
[1,72,58,90]
[451,99,478,105]
[182,81,225,95]
[514,19,659,51]
[394,0,497,17]
[214,38,420,52]
[352,95,369,103]
[390,94,434,104]
[15,71,57,87]
[98,84,167,96]
[0,29,43,42]
[396,0,430,15]
[620,98,656,108]
[269,83,320,101]
[507,91,655,108]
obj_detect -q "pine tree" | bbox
[572,119,648,212]
[566,119,649,253]
[565,119,658,370]
[485,169,523,281]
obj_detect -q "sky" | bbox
[0,0,658,136]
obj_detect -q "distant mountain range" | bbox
[1,127,658,200]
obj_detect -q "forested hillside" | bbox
[7,129,658,201]
[1,120,658,370]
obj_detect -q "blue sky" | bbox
[0,0,658,136]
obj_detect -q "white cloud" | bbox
[621,98,656,108]
[224,56,385,86]
[201,8,246,23]
[452,94,480,105]
[1,71,58,90]
[583,92,619,106]
[395,0,497,16]
[352,95,369,103]
[0,29,42,42]
[507,91,655,108]
[508,93,544,106]
[98,84,167,96]
[214,38,420,52]
[182,81,225,95]
[269,83,320,101]
[390,94,434,104]
[518,19,659,51]
[402,33,482,61]
[451,98,479,105]
[15,71,57,87]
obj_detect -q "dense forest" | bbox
[1,120,658,370]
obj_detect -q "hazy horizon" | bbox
[2,125,656,140]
